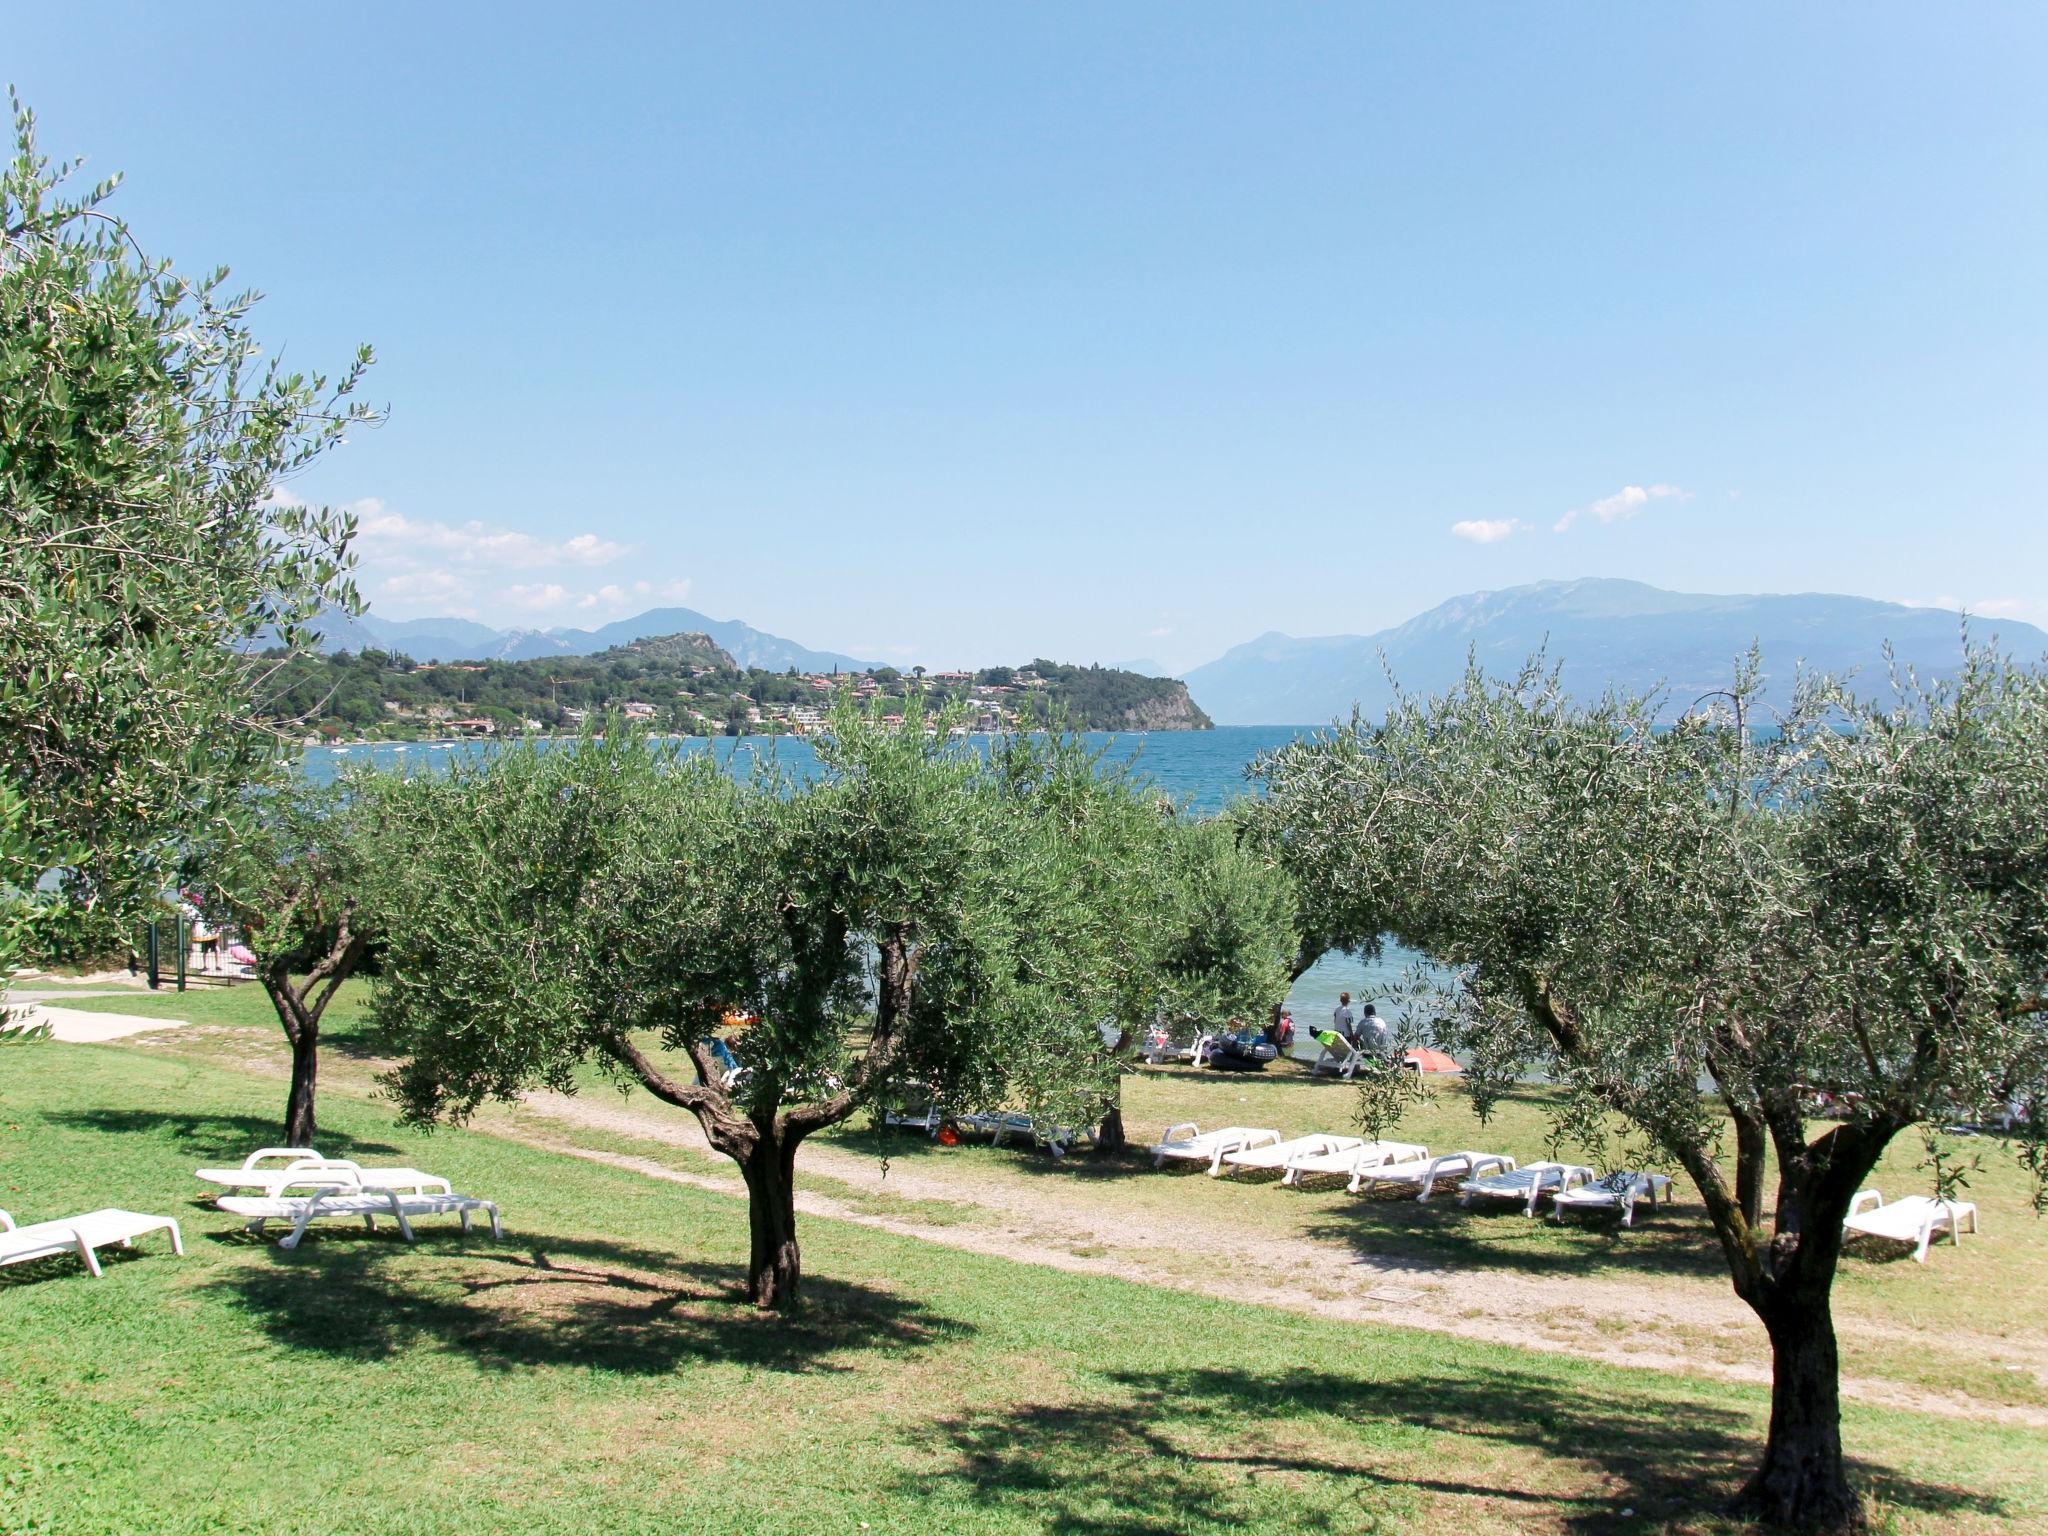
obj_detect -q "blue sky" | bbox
[15,6,2046,670]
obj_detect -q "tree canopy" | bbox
[0,93,374,930]
[1246,647,2048,1531]
[362,707,1268,1307]
[187,780,375,1144]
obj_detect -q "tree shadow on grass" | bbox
[49,1108,407,1166]
[904,1364,2009,1535]
[1293,1190,1731,1285]
[206,1229,969,1378]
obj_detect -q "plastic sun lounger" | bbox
[1309,1037,1364,1080]
[0,1207,185,1278]
[957,1112,1096,1159]
[1842,1191,1980,1263]
[1219,1134,1363,1178]
[1550,1171,1675,1226]
[217,1176,503,1251]
[1353,1150,1516,1200]
[192,1146,320,1186]
[195,1156,450,1198]
[1150,1123,1283,1173]
[883,1104,943,1135]
[1458,1161,1593,1216]
[1279,1140,1429,1188]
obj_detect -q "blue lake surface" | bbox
[299,725,1408,1025]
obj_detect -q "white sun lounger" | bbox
[193,1146,321,1185]
[1218,1134,1362,1177]
[1280,1140,1430,1187]
[883,1103,942,1135]
[196,1156,450,1198]
[217,1175,502,1250]
[1353,1150,1516,1200]
[1458,1161,1593,1216]
[1308,1036,1364,1080]
[1550,1171,1675,1225]
[1842,1191,1980,1263]
[0,1207,185,1278]
[1150,1123,1283,1173]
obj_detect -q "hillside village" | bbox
[264,633,1211,740]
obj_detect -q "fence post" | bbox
[175,918,188,992]
[145,921,161,989]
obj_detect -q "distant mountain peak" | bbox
[312,604,870,671]
[1183,581,2046,726]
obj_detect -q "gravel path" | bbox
[507,1087,2048,1429]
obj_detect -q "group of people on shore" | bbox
[1324,992,1393,1059]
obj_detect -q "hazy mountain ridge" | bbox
[315,605,870,672]
[1181,579,2048,726]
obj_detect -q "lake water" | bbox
[299,724,1407,1025]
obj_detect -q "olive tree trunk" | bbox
[1736,1292,1860,1530]
[284,1024,320,1147]
[255,912,367,1148]
[740,1129,803,1309]
[1095,1103,1127,1154]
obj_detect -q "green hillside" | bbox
[260,638,1208,739]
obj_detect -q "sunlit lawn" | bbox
[4,1042,2045,1535]
[47,979,2048,1417]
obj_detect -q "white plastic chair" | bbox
[1150,1123,1283,1173]
[217,1174,502,1250]
[1458,1161,1592,1216]
[1843,1191,1979,1263]
[1353,1150,1516,1200]
[1550,1171,1675,1226]
[1280,1140,1430,1188]
[0,1207,184,1278]
[196,1155,447,1198]
[1218,1134,1362,1178]
[1308,1036,1364,1080]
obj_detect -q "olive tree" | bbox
[188,782,374,1144]
[966,735,1297,1151]
[1,93,374,922]
[1247,648,2048,1531]
[365,710,1162,1308]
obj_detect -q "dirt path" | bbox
[86,1020,2045,1428]
[505,1088,2048,1429]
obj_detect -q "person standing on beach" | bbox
[1331,992,1356,1041]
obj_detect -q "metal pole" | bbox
[176,918,188,992]
[146,921,160,989]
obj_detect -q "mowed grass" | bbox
[48,981,2048,1417]
[49,980,2048,1416]
[2,1044,2046,1534]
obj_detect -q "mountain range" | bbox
[314,606,870,673]
[1178,579,2048,726]
[318,579,2046,727]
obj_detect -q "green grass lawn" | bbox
[3,1038,2045,1534]
[44,979,2048,1419]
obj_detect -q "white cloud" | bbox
[1555,482,1690,533]
[292,493,691,623]
[1450,518,1525,544]
[1146,625,1173,638]
[354,506,630,570]
[505,583,570,611]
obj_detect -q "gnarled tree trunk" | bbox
[1736,1291,1860,1531]
[285,1022,320,1146]
[255,909,367,1148]
[740,1127,803,1309]
[1095,1102,1127,1154]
